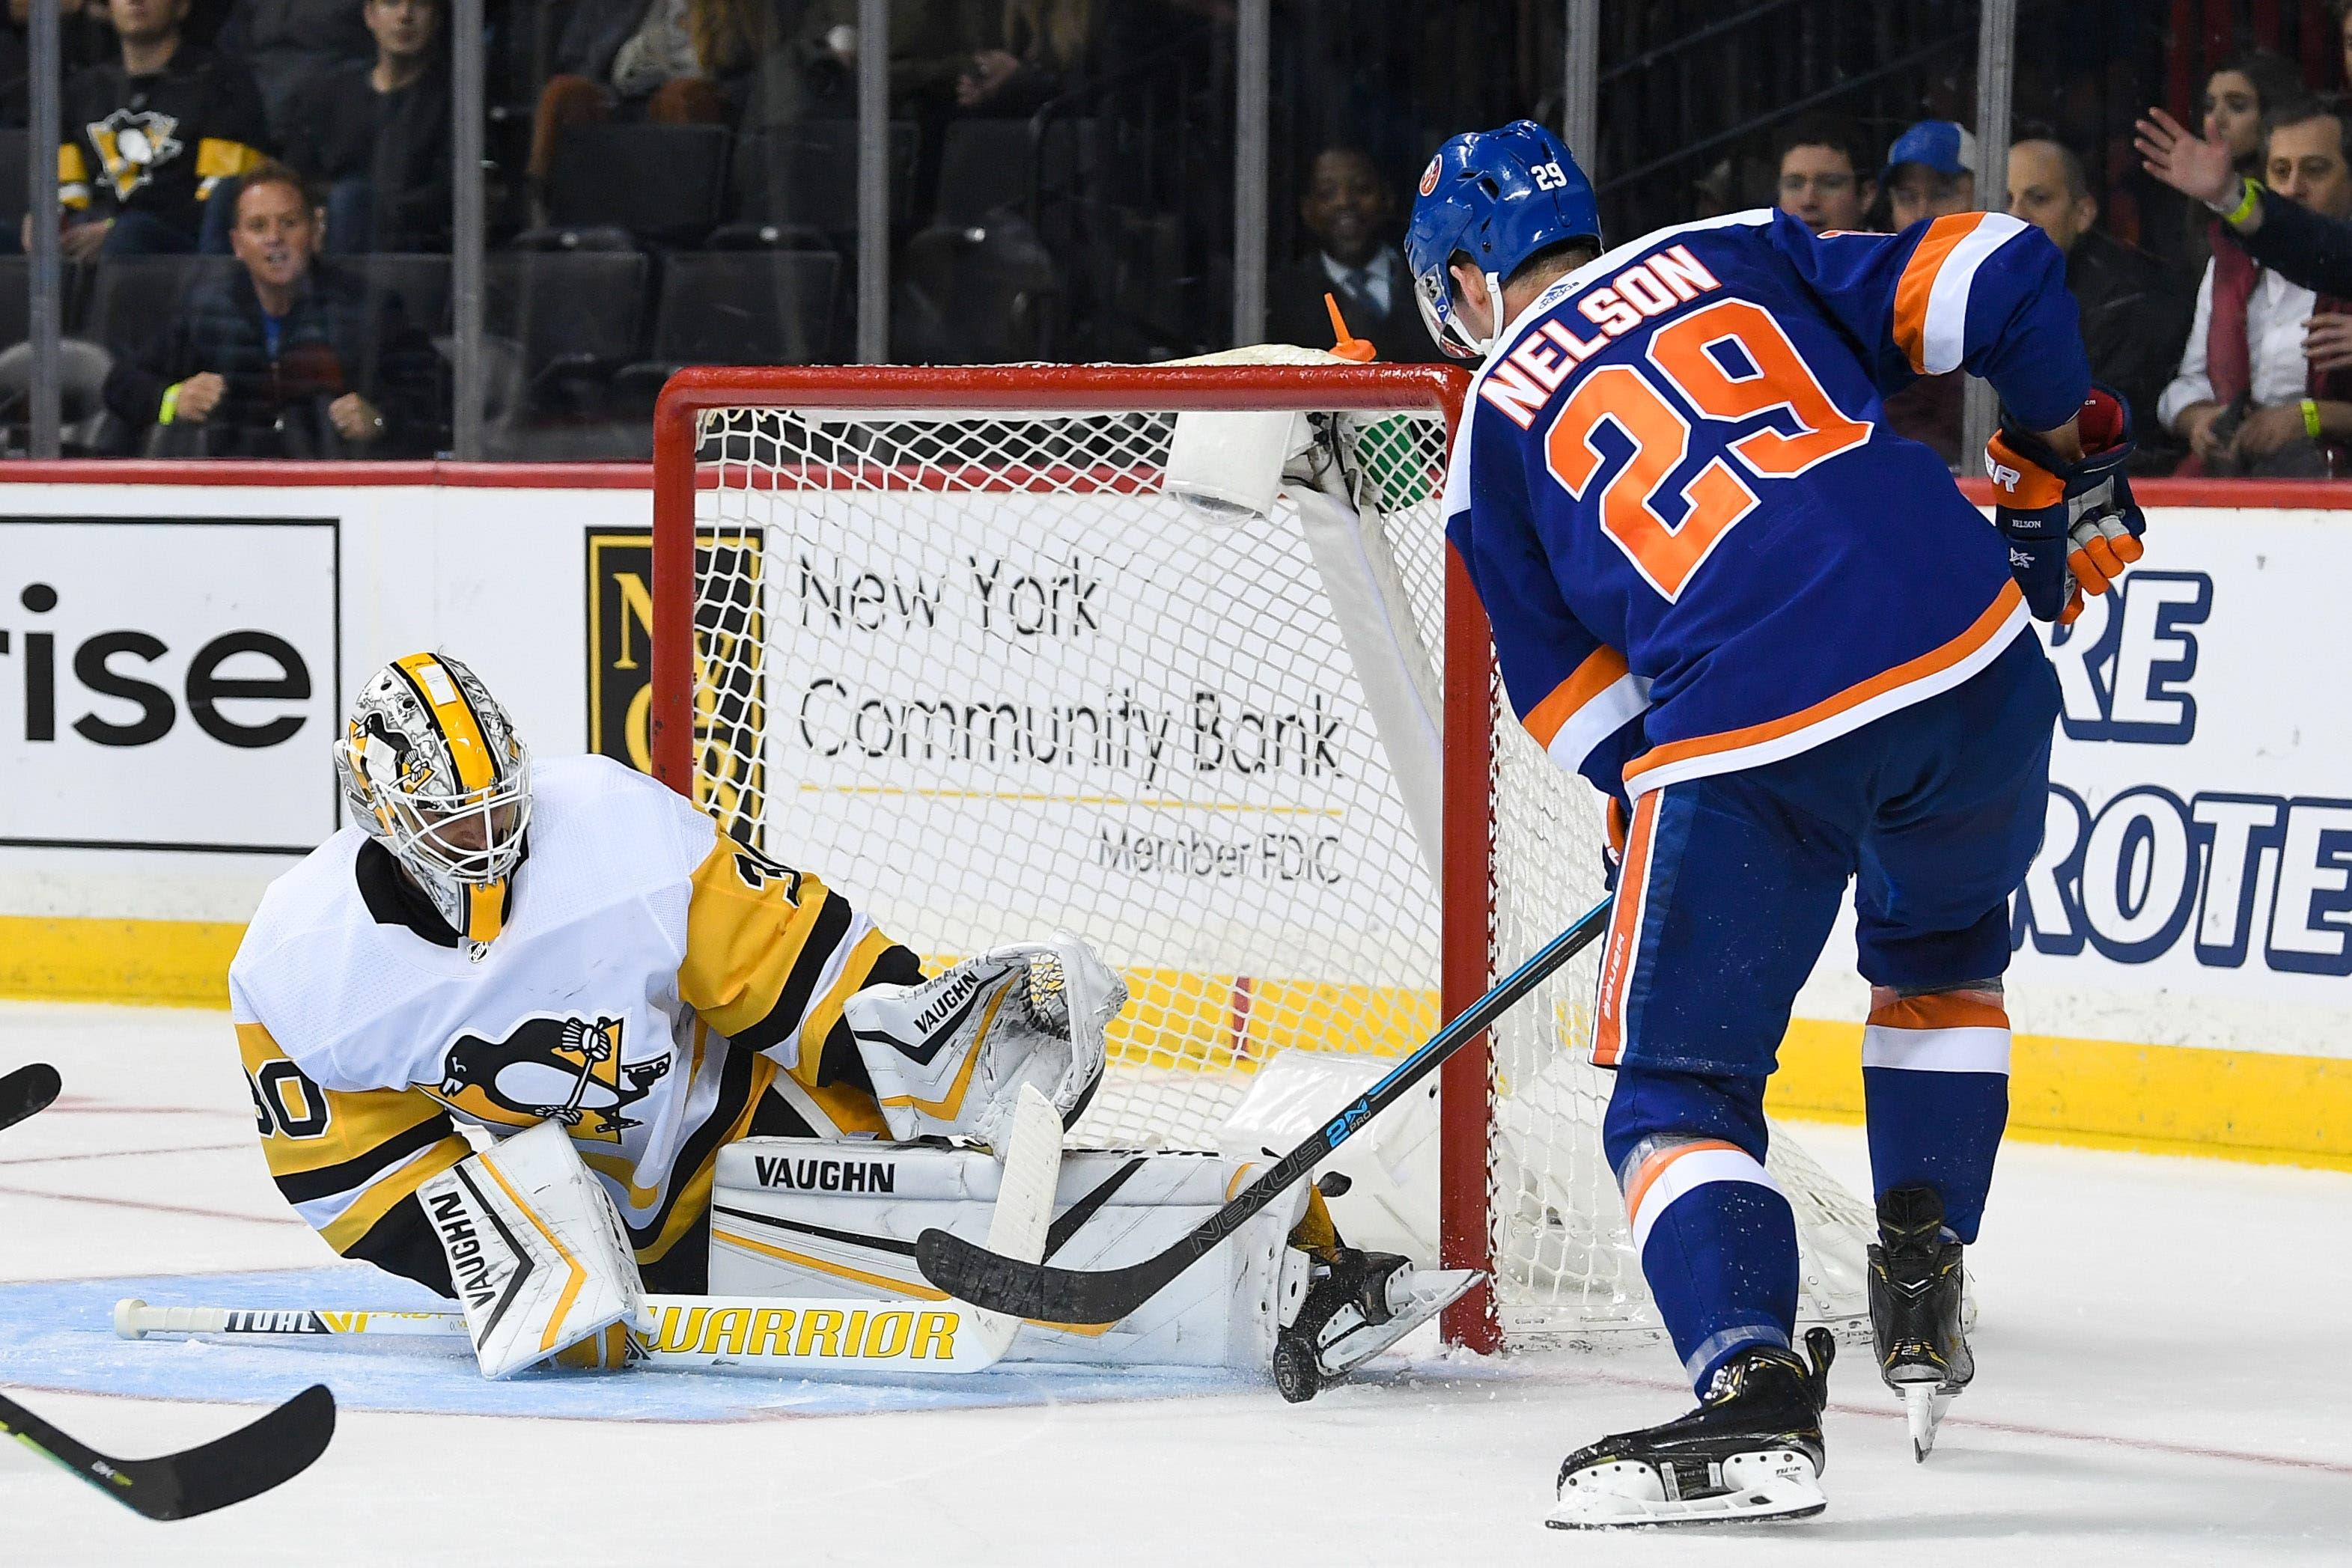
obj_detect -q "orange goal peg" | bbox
[1325,293,1377,362]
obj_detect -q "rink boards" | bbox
[0,463,2346,1168]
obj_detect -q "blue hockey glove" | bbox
[1984,385,2146,625]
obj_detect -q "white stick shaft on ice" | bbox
[116,1293,1014,1373]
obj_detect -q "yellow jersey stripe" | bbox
[193,137,266,180]
[237,1020,453,1179]
[319,1135,469,1254]
[677,838,843,1048]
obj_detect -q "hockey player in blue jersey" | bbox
[1408,121,2147,1528]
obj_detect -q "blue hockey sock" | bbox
[1604,1067,1799,1394]
[1860,991,2011,1241]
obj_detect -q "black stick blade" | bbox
[917,1228,1176,1327]
[0,1384,337,1520]
[913,899,1615,1333]
[0,1062,62,1132]
[134,1383,338,1520]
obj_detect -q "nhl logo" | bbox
[1419,158,1441,197]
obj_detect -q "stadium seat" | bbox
[893,219,1062,364]
[930,118,1099,228]
[644,250,838,365]
[82,256,240,354]
[482,250,650,400]
[0,255,26,353]
[505,224,639,253]
[731,120,917,240]
[0,338,115,455]
[0,129,26,247]
[546,123,731,244]
[355,254,452,335]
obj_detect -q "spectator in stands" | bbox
[528,0,764,217]
[213,0,372,136]
[744,0,987,129]
[1266,146,1439,364]
[1882,119,1975,232]
[36,0,269,257]
[279,0,448,252]
[2140,100,2352,301]
[2007,135,2192,460]
[956,0,1094,116]
[101,159,434,455]
[2160,50,2310,277]
[2202,51,2305,184]
[2,0,120,128]
[2160,101,2352,477]
[1878,121,1978,466]
[1773,114,1875,234]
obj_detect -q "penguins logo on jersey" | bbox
[87,109,185,200]
[428,1015,671,1142]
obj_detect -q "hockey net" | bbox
[650,364,1871,1350]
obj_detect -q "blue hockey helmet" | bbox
[1406,120,1602,359]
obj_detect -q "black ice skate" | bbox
[1868,1184,1973,1462]
[1546,1328,1835,1529]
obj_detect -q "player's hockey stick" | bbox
[0,1062,62,1132]
[915,894,1615,1326]
[119,1085,1070,1376]
[0,1384,335,1520]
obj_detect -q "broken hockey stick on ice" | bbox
[915,895,1615,1326]
[119,1086,1068,1376]
[0,1385,335,1520]
[0,1062,61,1132]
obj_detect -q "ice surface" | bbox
[2,1001,2347,1566]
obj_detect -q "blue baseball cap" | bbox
[1884,121,1979,179]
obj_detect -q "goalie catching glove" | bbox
[1984,385,2146,625]
[418,1117,647,1379]
[844,933,1124,1145]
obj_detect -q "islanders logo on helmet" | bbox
[335,652,531,955]
[1406,120,1600,359]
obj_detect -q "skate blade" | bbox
[1902,1384,1955,1462]
[1547,1455,1824,1530]
[1544,1483,1825,1530]
[1315,1270,1479,1380]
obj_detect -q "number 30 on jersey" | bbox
[1545,299,1870,600]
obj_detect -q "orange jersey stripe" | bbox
[1523,645,1632,749]
[1622,1137,1749,1221]
[1892,212,1987,373]
[1622,580,2023,794]
[1868,992,2010,1031]
[1591,790,1662,1067]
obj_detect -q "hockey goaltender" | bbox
[228,650,1466,1384]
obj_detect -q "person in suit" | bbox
[1267,144,1444,363]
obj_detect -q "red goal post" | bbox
[653,362,1496,1352]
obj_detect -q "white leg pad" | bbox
[418,1118,645,1379]
[710,1138,1305,1367]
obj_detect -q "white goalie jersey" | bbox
[231,754,921,1295]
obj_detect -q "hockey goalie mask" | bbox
[335,653,531,950]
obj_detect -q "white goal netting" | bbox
[679,384,1871,1343]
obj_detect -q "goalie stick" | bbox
[0,1385,335,1520]
[119,1085,1070,1376]
[0,1062,61,1132]
[915,895,1615,1326]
